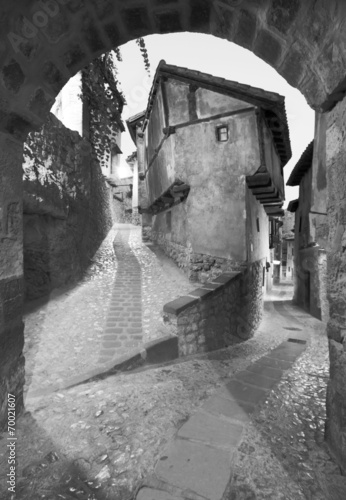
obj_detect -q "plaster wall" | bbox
[145,83,262,262]
[292,152,328,321]
[151,110,260,262]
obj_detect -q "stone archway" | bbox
[1,0,346,471]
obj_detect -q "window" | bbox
[216,125,229,142]
[256,217,260,233]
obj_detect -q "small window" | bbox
[299,216,302,232]
[256,217,260,232]
[217,125,229,142]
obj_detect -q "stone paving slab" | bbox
[245,363,283,379]
[201,395,255,423]
[139,334,308,500]
[155,439,234,500]
[267,342,306,362]
[137,488,183,500]
[218,379,269,404]
[253,355,293,370]
[177,410,244,448]
[233,369,280,390]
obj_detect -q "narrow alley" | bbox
[0,223,344,500]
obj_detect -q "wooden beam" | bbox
[246,173,272,188]
[252,186,276,195]
[256,189,278,200]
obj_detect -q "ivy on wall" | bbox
[81,38,151,168]
[23,39,151,173]
[80,51,124,169]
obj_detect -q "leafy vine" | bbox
[136,38,151,76]
[80,51,125,169]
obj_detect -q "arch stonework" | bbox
[1,0,346,471]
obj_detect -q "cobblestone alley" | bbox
[1,224,346,499]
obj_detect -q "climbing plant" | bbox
[23,40,151,172]
[80,51,125,169]
[136,38,151,76]
[80,38,150,169]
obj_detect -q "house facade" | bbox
[132,61,291,294]
[287,114,329,321]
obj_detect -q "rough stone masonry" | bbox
[1,0,346,474]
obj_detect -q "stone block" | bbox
[268,341,306,362]
[203,281,224,291]
[82,17,106,52]
[163,295,199,315]
[233,8,258,50]
[189,0,212,31]
[245,363,283,380]
[137,488,182,500]
[202,394,254,422]
[188,287,214,299]
[2,60,25,94]
[267,0,301,35]
[233,369,279,390]
[156,438,233,500]
[178,411,244,448]
[121,6,151,35]
[211,274,236,285]
[63,44,86,72]
[28,88,54,120]
[218,379,268,405]
[4,112,36,140]
[104,21,121,46]
[254,29,283,67]
[155,11,182,34]
[94,0,115,20]
[279,46,306,88]
[254,355,293,371]
[42,61,67,93]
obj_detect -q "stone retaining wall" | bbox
[163,261,264,356]
[23,113,118,300]
[151,230,245,283]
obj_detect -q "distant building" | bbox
[280,210,295,281]
[287,116,329,321]
[130,61,291,294]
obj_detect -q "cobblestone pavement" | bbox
[1,277,346,499]
[23,224,193,398]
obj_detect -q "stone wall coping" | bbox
[163,295,199,315]
[163,272,243,317]
[211,272,242,285]
[188,287,215,299]
[202,282,225,290]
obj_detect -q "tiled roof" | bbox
[143,60,292,167]
[126,110,146,144]
[286,141,313,186]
